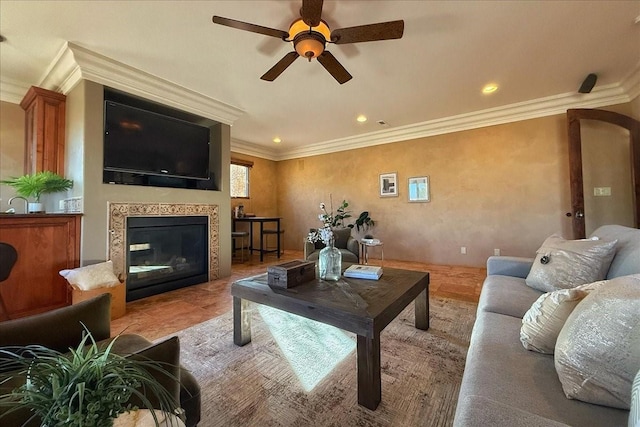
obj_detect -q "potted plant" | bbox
[349,211,375,237]
[1,171,73,213]
[0,330,181,427]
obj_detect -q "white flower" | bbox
[319,203,325,209]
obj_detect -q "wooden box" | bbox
[69,281,126,320]
[267,260,316,289]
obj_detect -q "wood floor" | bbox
[111,251,485,340]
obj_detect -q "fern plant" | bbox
[0,328,182,427]
[1,171,73,202]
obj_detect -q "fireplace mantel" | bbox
[108,202,219,282]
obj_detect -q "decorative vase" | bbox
[319,240,342,281]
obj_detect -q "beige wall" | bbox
[0,101,25,212]
[277,115,574,267]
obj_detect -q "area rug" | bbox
[170,296,477,427]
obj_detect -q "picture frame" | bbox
[379,172,398,197]
[408,176,430,202]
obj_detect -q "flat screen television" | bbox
[104,100,210,180]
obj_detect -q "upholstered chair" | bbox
[304,227,359,264]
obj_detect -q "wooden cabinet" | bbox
[0,214,80,320]
[20,86,66,174]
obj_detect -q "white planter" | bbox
[28,202,44,213]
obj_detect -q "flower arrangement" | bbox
[307,198,351,246]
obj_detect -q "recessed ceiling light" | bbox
[273,137,281,144]
[482,83,499,94]
[356,115,367,123]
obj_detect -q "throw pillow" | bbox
[520,280,605,354]
[554,274,640,409]
[332,228,351,249]
[525,234,617,293]
[59,260,120,291]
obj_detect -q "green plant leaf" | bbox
[0,171,72,202]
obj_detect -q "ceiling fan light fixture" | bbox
[289,18,330,59]
[294,32,325,59]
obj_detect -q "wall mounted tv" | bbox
[102,87,222,191]
[104,100,210,180]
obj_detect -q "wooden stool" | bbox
[232,231,249,262]
[262,229,284,256]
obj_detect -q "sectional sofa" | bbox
[454,224,640,427]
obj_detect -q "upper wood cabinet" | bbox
[20,86,66,174]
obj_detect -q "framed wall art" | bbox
[379,172,398,197]
[408,176,430,202]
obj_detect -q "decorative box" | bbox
[69,281,126,320]
[267,260,316,289]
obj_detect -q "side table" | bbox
[359,239,384,266]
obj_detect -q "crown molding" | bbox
[230,138,279,161]
[621,61,640,101]
[0,78,30,104]
[38,42,245,125]
[273,68,639,161]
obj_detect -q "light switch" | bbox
[594,187,611,197]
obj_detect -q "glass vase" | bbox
[319,242,342,281]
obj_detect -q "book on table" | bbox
[344,264,383,280]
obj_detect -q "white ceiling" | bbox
[1,1,639,160]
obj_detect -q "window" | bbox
[230,159,253,198]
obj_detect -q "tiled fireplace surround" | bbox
[107,202,219,283]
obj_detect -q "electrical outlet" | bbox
[494,248,501,256]
[461,246,467,255]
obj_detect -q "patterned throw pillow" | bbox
[525,234,617,293]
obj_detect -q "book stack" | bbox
[344,265,383,280]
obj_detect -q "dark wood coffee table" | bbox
[231,266,429,410]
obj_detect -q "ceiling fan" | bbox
[212,0,404,84]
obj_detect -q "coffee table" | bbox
[231,266,429,410]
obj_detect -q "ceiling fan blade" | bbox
[212,16,288,40]
[301,0,323,27]
[261,52,299,81]
[317,51,352,84]
[331,20,404,44]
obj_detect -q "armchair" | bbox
[304,227,359,264]
[0,294,201,427]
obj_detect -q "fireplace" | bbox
[108,202,219,302]
[126,216,208,301]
